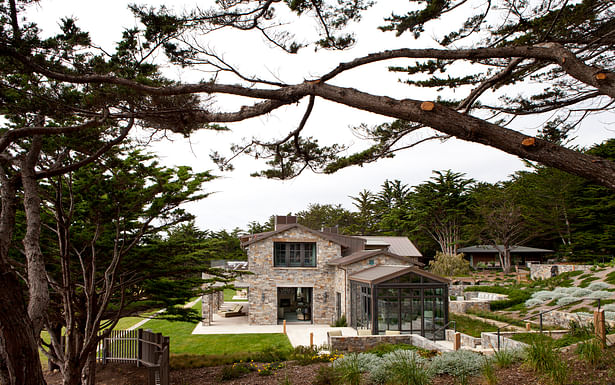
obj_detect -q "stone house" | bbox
[221,216,450,338]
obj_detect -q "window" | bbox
[274,242,316,267]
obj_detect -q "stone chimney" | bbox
[275,215,297,230]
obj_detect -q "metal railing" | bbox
[495,297,602,351]
[433,320,456,342]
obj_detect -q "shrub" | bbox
[590,290,613,299]
[524,298,543,307]
[576,338,604,368]
[430,350,483,384]
[312,365,341,385]
[603,303,615,312]
[332,314,348,327]
[291,346,337,365]
[588,281,611,291]
[219,363,251,381]
[381,350,432,385]
[493,348,524,368]
[571,288,592,297]
[556,296,578,306]
[524,339,558,373]
[481,359,497,385]
[333,353,378,385]
[428,252,471,277]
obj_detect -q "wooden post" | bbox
[526,322,531,331]
[453,332,461,351]
[283,320,286,334]
[310,332,314,347]
[594,309,606,347]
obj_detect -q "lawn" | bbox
[140,301,292,355]
[224,288,248,302]
[449,313,498,337]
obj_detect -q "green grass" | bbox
[579,276,600,288]
[224,288,248,302]
[450,313,498,337]
[605,271,615,285]
[141,302,291,355]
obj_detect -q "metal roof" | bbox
[352,236,422,257]
[328,250,424,267]
[458,245,554,253]
[349,265,449,285]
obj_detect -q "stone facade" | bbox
[481,332,528,350]
[243,227,341,325]
[529,263,593,280]
[445,329,482,348]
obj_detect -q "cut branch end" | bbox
[521,137,536,147]
[596,73,607,80]
[420,101,435,111]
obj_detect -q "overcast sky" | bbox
[31,1,614,231]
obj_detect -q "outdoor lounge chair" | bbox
[217,304,245,317]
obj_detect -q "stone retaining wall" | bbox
[481,332,528,351]
[449,300,490,313]
[445,329,481,348]
[329,334,450,352]
[529,263,593,280]
[541,310,615,328]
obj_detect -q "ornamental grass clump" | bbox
[369,350,432,385]
[590,290,613,299]
[524,298,543,307]
[333,353,381,385]
[430,350,483,385]
[570,288,592,297]
[493,348,525,369]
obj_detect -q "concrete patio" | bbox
[192,301,357,347]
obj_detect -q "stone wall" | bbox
[449,300,490,314]
[529,263,593,280]
[541,310,615,328]
[329,334,450,352]
[481,332,528,351]
[445,329,481,348]
[244,227,342,325]
[465,292,508,301]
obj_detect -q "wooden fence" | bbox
[97,329,169,385]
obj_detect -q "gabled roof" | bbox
[240,223,352,248]
[328,249,424,267]
[348,265,450,285]
[352,236,422,257]
[458,245,554,253]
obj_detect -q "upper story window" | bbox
[274,242,316,267]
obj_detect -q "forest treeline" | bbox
[247,140,615,263]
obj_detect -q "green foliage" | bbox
[428,252,471,277]
[332,314,348,327]
[312,365,341,385]
[290,346,339,366]
[524,339,559,373]
[464,286,532,310]
[449,313,498,338]
[380,350,432,385]
[481,358,497,385]
[333,353,367,385]
[493,348,524,369]
[576,338,605,368]
[430,350,483,385]
[219,362,251,381]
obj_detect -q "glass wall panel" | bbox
[411,297,422,335]
[423,298,435,339]
[434,297,445,340]
[401,298,413,332]
[377,296,399,333]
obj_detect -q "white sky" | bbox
[30,1,614,231]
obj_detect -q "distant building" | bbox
[458,245,554,267]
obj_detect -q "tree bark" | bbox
[0,173,46,385]
[21,136,49,337]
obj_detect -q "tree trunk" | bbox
[0,171,46,385]
[21,136,49,337]
[0,271,47,385]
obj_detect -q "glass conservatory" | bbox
[349,265,449,340]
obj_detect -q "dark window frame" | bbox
[273,242,317,267]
